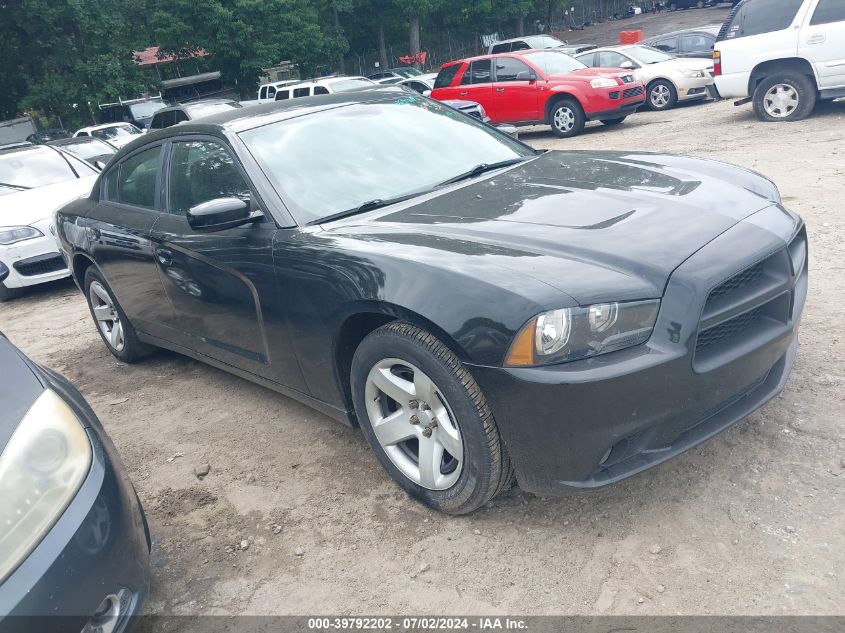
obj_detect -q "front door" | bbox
[456,59,494,117]
[799,0,845,89]
[149,138,301,386]
[491,57,539,122]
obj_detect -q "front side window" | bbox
[680,34,714,52]
[168,141,250,216]
[651,36,678,52]
[598,51,629,67]
[240,97,533,223]
[116,146,161,209]
[314,86,330,95]
[575,52,598,67]
[494,58,533,82]
[434,63,463,88]
[811,0,845,25]
[490,42,511,53]
[461,59,492,85]
[722,0,804,39]
[275,90,290,101]
[267,86,277,99]
[173,110,189,124]
[293,87,310,98]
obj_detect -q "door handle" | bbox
[156,249,173,266]
[496,87,505,93]
[807,34,825,44]
[459,91,468,96]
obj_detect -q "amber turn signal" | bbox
[504,321,535,367]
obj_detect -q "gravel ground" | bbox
[2,37,844,623]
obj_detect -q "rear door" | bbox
[799,0,845,88]
[430,62,465,100]
[491,57,540,122]
[456,59,494,114]
[85,144,177,339]
[150,136,300,384]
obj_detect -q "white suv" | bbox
[714,0,845,121]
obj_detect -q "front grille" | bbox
[609,90,620,100]
[708,260,765,301]
[13,253,67,277]
[623,86,644,98]
[696,307,763,353]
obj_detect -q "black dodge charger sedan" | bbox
[0,332,150,631]
[54,87,807,514]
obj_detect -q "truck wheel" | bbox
[600,116,627,126]
[647,80,677,111]
[752,72,817,122]
[549,99,586,138]
[351,321,514,514]
[0,283,24,302]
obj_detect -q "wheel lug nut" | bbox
[422,428,432,438]
[408,400,419,409]
[430,418,438,428]
[420,403,431,411]
[409,415,420,425]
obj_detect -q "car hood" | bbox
[0,176,97,228]
[330,151,782,305]
[552,67,633,81]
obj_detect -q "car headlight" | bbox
[590,77,618,89]
[680,69,705,78]
[476,104,487,119]
[505,300,660,367]
[0,390,92,583]
[0,226,43,245]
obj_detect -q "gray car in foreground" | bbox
[0,324,150,632]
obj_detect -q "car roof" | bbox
[493,35,561,45]
[138,86,411,138]
[454,48,573,64]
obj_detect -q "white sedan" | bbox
[576,45,714,111]
[0,144,98,301]
[73,122,144,147]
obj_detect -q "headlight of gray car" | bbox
[679,69,706,79]
[0,390,92,583]
[505,300,660,366]
[0,226,43,245]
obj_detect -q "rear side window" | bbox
[275,90,290,101]
[490,42,511,53]
[434,63,463,88]
[173,110,189,124]
[460,59,492,85]
[722,0,804,39]
[811,0,845,25]
[116,146,161,209]
[511,41,531,51]
[293,87,310,97]
[650,36,678,53]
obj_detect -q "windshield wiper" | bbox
[310,191,426,225]
[436,158,529,188]
[0,182,29,190]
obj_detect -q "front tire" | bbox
[549,98,586,138]
[0,283,24,302]
[647,79,678,111]
[752,72,817,122]
[351,321,513,514]
[84,267,154,363]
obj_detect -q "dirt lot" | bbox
[2,30,845,623]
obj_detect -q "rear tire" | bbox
[647,79,678,111]
[351,321,514,514]
[0,283,24,302]
[752,72,817,122]
[549,98,586,138]
[84,267,154,363]
[600,116,627,126]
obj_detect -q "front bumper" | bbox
[469,205,807,495]
[0,372,150,632]
[0,234,70,290]
[677,76,714,102]
[583,84,647,120]
[715,71,751,100]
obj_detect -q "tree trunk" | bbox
[333,4,346,74]
[516,16,525,36]
[409,13,421,68]
[378,18,388,69]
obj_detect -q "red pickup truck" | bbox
[430,49,646,138]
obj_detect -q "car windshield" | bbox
[626,45,674,64]
[523,51,587,75]
[240,97,533,223]
[185,102,242,118]
[128,101,165,120]
[330,79,376,92]
[91,124,141,140]
[391,67,423,78]
[0,146,92,190]
[63,139,117,160]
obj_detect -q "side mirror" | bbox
[423,89,432,97]
[187,197,255,232]
[620,61,636,69]
[94,160,107,171]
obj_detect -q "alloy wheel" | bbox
[650,84,672,108]
[89,280,125,352]
[553,106,575,133]
[364,358,463,490]
[763,84,799,119]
